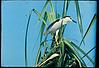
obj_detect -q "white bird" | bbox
[44,16,77,36]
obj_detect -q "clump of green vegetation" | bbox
[25,0,96,67]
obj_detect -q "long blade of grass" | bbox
[75,0,85,45]
[61,40,65,66]
[35,12,48,65]
[47,0,56,23]
[33,1,49,65]
[70,43,86,67]
[81,46,96,59]
[33,9,47,25]
[79,13,96,47]
[65,0,70,15]
[65,39,86,66]
[35,45,42,65]
[70,41,95,65]
[49,0,56,21]
[43,60,55,67]
[40,12,47,43]
[55,1,61,19]
[55,1,57,18]
[63,39,86,66]
[47,12,53,23]
[87,55,96,67]
[38,0,50,21]
[72,53,82,67]
[33,1,50,65]
[42,45,59,62]
[57,54,62,67]
[25,10,33,67]
[61,0,70,36]
[32,0,49,47]
[62,0,70,17]
[31,30,41,66]
[36,51,41,66]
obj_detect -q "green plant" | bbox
[25,0,96,67]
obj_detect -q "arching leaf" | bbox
[79,13,96,47]
[75,0,85,46]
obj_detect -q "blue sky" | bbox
[1,1,96,67]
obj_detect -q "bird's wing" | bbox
[46,19,60,30]
[44,19,60,35]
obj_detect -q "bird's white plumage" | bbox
[44,16,74,35]
[48,19,62,33]
[62,17,72,25]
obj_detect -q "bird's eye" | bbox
[70,17,72,19]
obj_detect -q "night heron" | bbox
[44,16,77,35]
[44,16,77,46]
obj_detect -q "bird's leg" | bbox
[55,36,59,46]
[50,33,56,49]
[55,30,59,46]
[55,20,63,46]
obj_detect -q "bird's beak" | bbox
[72,19,77,23]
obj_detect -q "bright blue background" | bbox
[1,1,96,67]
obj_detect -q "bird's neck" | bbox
[62,19,66,25]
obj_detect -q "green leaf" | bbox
[58,40,65,66]
[62,41,65,56]
[35,12,48,65]
[34,1,50,65]
[35,34,46,65]
[57,54,62,67]
[79,13,96,47]
[66,0,70,15]
[37,51,41,65]
[43,60,55,67]
[64,39,75,53]
[38,0,50,21]
[35,36,49,66]
[49,1,56,21]
[72,53,82,67]
[32,10,49,66]
[47,12,54,23]
[61,0,70,36]
[43,47,57,61]
[35,45,42,65]
[46,1,56,23]
[75,1,85,45]
[40,12,47,43]
[81,46,96,59]
[33,9,47,25]
[70,41,95,65]
[55,2,61,19]
[63,39,86,66]
[62,0,70,17]
[25,10,33,67]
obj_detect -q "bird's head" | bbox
[62,16,77,25]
